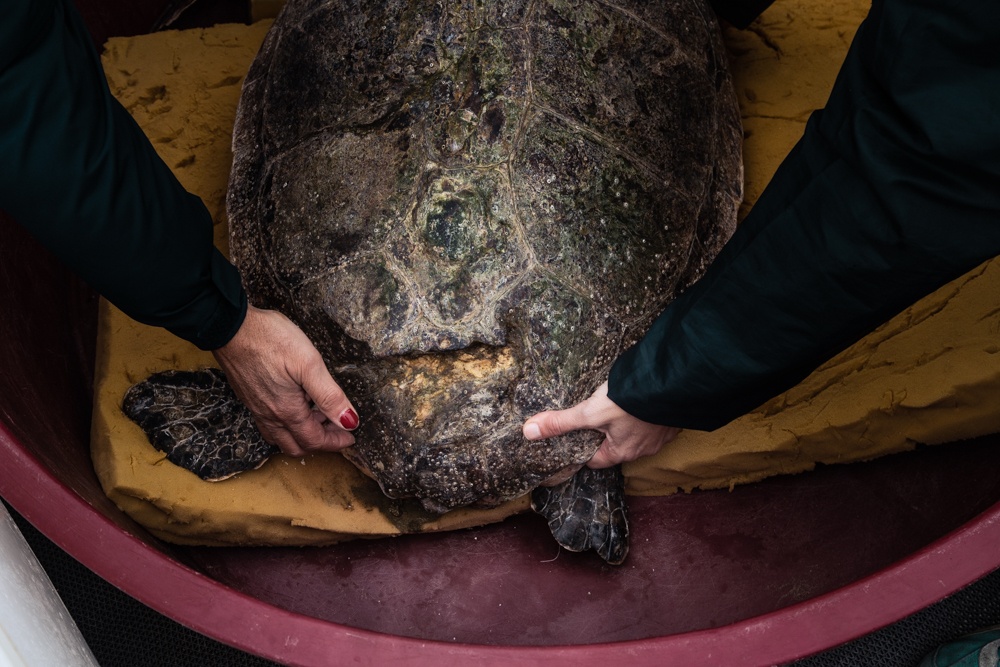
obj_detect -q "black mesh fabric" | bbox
[7,500,1000,666]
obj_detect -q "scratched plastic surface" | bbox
[182,440,1000,644]
[3,3,1000,664]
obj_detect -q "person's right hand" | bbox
[523,381,679,468]
[211,305,358,457]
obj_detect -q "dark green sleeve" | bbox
[0,0,246,350]
[608,0,1000,431]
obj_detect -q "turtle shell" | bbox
[226,0,743,513]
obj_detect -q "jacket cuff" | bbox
[166,250,248,351]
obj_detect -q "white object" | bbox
[0,503,98,667]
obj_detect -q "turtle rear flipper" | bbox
[531,465,629,565]
[122,368,277,481]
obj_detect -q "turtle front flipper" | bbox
[122,368,277,481]
[530,465,629,565]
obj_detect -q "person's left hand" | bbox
[522,381,679,468]
[211,305,358,457]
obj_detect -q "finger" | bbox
[319,420,356,449]
[262,423,305,457]
[283,404,356,453]
[523,403,591,441]
[586,440,619,469]
[299,358,358,431]
[310,409,356,448]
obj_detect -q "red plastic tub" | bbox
[3,3,1000,665]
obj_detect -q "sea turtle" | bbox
[123,0,742,564]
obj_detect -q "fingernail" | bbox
[339,408,359,430]
[524,422,541,440]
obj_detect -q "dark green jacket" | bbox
[0,0,246,350]
[609,0,1000,430]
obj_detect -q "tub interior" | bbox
[2,0,1000,660]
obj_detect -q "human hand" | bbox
[522,381,679,468]
[211,305,358,456]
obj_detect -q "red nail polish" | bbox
[339,408,359,430]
